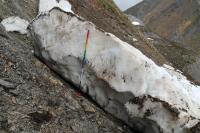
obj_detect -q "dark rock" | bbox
[28,111,52,124]
[0,79,16,89]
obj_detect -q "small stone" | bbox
[84,106,95,113]
[11,97,17,104]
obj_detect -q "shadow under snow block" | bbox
[31,9,200,133]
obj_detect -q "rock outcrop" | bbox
[31,8,200,133]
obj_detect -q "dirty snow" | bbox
[1,16,29,34]
[39,0,73,14]
[32,9,200,133]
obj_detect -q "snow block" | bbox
[31,9,200,133]
[1,16,29,34]
[39,0,73,14]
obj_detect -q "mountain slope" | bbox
[125,0,200,83]
[0,0,134,132]
[125,0,200,51]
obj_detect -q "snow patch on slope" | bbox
[39,0,73,14]
[32,9,200,133]
[1,16,29,34]
[127,15,144,26]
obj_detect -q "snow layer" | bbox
[1,16,29,34]
[31,9,200,133]
[39,0,73,14]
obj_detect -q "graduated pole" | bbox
[79,30,90,91]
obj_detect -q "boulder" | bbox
[31,8,200,133]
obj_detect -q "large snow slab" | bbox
[31,9,200,133]
[1,16,29,34]
[39,0,73,14]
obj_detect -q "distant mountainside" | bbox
[125,0,200,52]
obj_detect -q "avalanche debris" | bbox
[1,16,29,34]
